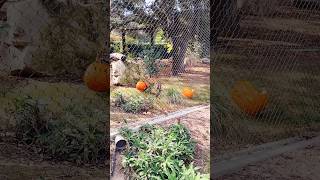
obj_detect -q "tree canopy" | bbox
[111,0,209,75]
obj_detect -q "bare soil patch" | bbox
[217,139,320,180]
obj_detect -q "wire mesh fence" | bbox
[0,0,107,178]
[211,0,320,154]
[110,0,210,129]
[1,0,319,178]
[110,0,210,178]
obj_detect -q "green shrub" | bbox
[179,163,210,180]
[127,44,172,59]
[113,91,126,107]
[166,88,182,104]
[120,61,146,86]
[138,48,163,76]
[13,96,50,144]
[111,41,122,53]
[112,90,153,114]
[122,95,152,113]
[154,29,173,53]
[12,96,106,164]
[120,124,209,179]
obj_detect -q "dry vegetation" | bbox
[212,3,320,153]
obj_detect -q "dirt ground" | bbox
[110,62,210,129]
[110,106,210,179]
[0,140,106,180]
[0,77,107,179]
[217,139,320,180]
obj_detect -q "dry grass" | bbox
[110,63,210,128]
[0,77,107,129]
[212,50,320,153]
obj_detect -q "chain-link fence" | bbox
[110,0,210,126]
[1,0,319,179]
[110,0,210,178]
[211,0,320,155]
[0,0,107,178]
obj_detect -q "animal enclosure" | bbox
[110,0,210,178]
[0,0,107,179]
[211,0,320,156]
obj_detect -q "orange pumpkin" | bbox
[136,81,148,92]
[83,61,109,92]
[230,80,268,116]
[182,87,194,99]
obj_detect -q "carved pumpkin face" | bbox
[182,87,193,99]
[83,62,109,92]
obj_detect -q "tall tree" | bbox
[111,0,209,76]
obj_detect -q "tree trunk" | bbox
[150,31,154,46]
[171,37,188,76]
[121,30,127,54]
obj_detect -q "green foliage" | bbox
[186,40,208,58]
[12,96,106,164]
[111,41,122,53]
[141,48,162,76]
[120,61,146,86]
[154,29,173,53]
[110,42,172,58]
[13,96,50,144]
[128,44,172,58]
[166,88,182,104]
[179,163,210,180]
[122,95,152,113]
[120,124,209,180]
[112,90,153,113]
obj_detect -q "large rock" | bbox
[110,55,147,86]
[110,59,126,86]
[0,0,50,74]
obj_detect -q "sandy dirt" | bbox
[110,62,210,129]
[0,140,106,180]
[217,139,320,180]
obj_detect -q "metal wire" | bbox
[211,0,320,153]
[110,0,210,129]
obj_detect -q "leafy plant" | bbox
[12,96,106,164]
[113,91,126,107]
[120,124,209,179]
[112,90,153,113]
[120,61,146,86]
[179,163,210,180]
[139,48,162,76]
[122,95,153,113]
[166,88,182,104]
[155,29,173,53]
[13,96,51,144]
